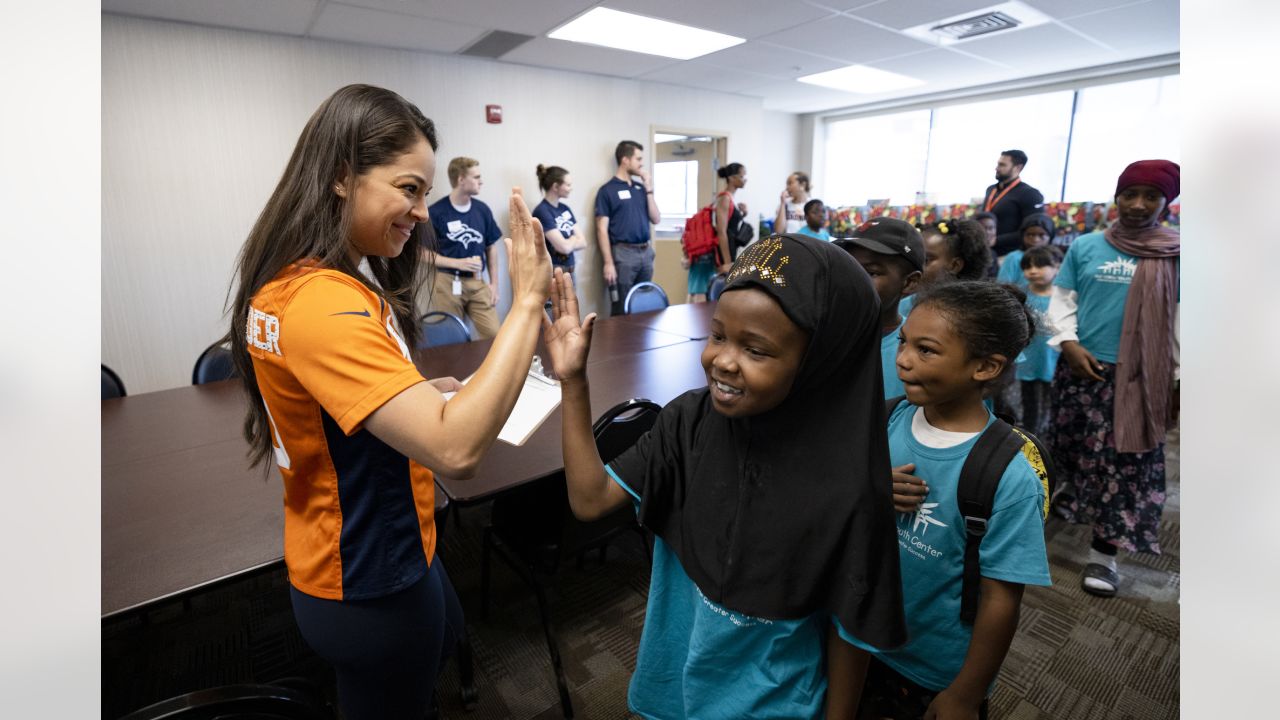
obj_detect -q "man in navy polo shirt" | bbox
[423,156,502,339]
[595,140,660,316]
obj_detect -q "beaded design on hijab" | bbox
[727,235,790,287]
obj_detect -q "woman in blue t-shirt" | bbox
[1046,160,1180,598]
[532,164,587,273]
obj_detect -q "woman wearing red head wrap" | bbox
[1044,160,1180,597]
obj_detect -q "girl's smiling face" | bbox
[341,135,435,264]
[702,287,809,418]
[896,303,1002,407]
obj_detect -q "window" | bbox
[653,160,699,219]
[818,73,1179,207]
[824,109,931,207]
[925,90,1075,204]
[1064,75,1181,201]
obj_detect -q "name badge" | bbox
[617,189,632,200]
[452,277,463,296]
[447,220,463,233]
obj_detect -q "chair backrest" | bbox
[623,282,669,315]
[192,342,238,385]
[418,311,471,349]
[707,273,728,301]
[118,683,330,720]
[102,364,127,400]
[592,398,663,464]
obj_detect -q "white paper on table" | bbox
[439,369,561,446]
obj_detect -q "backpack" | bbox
[885,396,1053,624]
[681,204,720,262]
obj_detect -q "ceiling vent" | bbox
[460,30,534,59]
[902,2,1051,46]
[931,11,1020,40]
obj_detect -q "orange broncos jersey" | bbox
[247,262,435,601]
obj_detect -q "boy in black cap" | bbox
[835,218,924,398]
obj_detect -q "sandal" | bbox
[1081,562,1119,597]
[1050,486,1075,521]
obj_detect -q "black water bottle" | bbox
[609,282,619,304]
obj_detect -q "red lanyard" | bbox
[984,178,1021,212]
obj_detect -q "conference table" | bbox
[101,303,716,618]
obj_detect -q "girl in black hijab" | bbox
[544,234,906,719]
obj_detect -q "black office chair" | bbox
[623,281,669,314]
[118,682,330,720]
[707,273,728,301]
[417,311,471,349]
[102,364,127,399]
[192,342,238,385]
[480,398,662,719]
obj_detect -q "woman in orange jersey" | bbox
[227,84,552,720]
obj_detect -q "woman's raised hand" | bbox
[505,188,552,308]
[542,268,596,383]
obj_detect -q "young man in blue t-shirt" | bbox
[594,140,660,316]
[423,157,503,338]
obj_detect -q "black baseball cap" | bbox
[834,218,924,272]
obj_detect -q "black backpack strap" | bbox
[956,418,1025,624]
[885,395,906,421]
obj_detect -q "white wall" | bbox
[103,14,799,393]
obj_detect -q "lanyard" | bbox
[984,178,1021,212]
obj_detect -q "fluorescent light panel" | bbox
[547,7,744,61]
[798,65,925,94]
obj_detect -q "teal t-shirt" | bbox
[1017,292,1059,382]
[838,403,1051,693]
[898,294,915,317]
[796,225,831,241]
[605,470,829,719]
[882,317,905,399]
[1054,232,1179,363]
[997,249,1029,288]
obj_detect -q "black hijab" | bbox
[610,233,907,649]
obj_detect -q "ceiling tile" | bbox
[1061,0,1179,57]
[1023,0,1153,21]
[748,80,869,113]
[958,23,1121,70]
[845,0,1003,30]
[102,0,319,36]
[699,41,849,80]
[336,0,599,35]
[500,37,679,79]
[637,61,778,95]
[869,48,1008,87]
[605,0,838,40]
[310,2,485,53]
[761,15,934,64]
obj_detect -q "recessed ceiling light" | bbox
[547,7,745,61]
[797,65,925,94]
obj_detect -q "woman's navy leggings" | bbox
[290,557,464,720]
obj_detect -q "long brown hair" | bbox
[225,84,438,470]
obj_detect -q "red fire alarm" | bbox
[485,104,502,124]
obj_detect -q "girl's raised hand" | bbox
[542,268,596,383]
[505,188,553,308]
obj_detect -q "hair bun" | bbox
[535,164,546,179]
[997,282,1028,305]
[716,166,730,179]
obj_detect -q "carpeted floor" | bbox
[104,434,1179,719]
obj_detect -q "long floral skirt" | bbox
[1047,359,1166,554]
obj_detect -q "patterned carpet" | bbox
[104,434,1179,719]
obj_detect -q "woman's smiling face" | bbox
[342,134,436,263]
